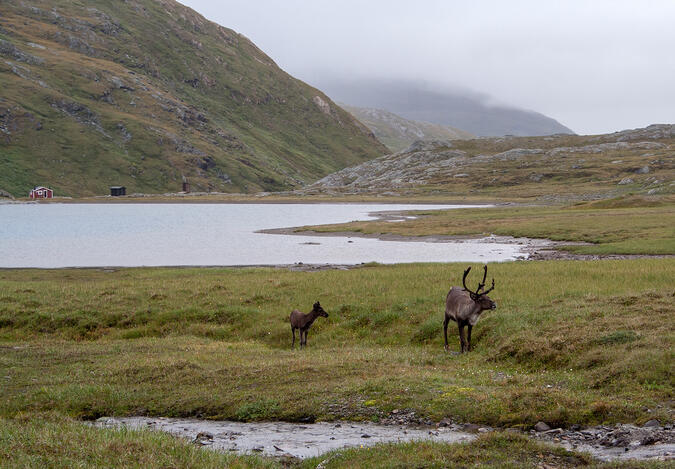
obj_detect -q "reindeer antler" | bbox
[463,265,495,297]
[481,278,495,295]
[477,265,488,293]
[480,264,495,296]
[462,267,472,292]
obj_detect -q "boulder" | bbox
[534,421,551,432]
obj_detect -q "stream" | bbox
[95,417,674,462]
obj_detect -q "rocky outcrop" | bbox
[0,39,44,65]
[301,124,675,198]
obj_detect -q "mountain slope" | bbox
[0,0,386,197]
[341,105,473,152]
[302,124,674,201]
[319,80,575,137]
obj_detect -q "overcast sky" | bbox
[181,0,675,135]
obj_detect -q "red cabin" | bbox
[29,186,53,199]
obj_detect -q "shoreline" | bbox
[260,227,675,262]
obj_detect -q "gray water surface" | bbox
[0,203,526,267]
[96,416,475,459]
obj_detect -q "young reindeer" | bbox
[290,301,328,349]
[444,265,496,353]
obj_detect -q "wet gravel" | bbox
[94,416,674,462]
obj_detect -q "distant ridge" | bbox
[319,80,575,137]
[341,105,473,152]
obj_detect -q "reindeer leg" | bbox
[443,317,450,352]
[467,324,473,352]
[292,327,296,349]
[304,329,309,348]
[458,322,466,353]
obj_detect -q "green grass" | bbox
[299,197,675,255]
[0,261,673,467]
[1,261,672,428]
[0,414,276,468]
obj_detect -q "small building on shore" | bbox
[110,186,126,196]
[29,186,53,199]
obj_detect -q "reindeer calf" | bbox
[290,301,328,349]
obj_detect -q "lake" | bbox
[0,203,526,267]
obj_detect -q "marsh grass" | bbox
[299,197,675,255]
[0,260,672,428]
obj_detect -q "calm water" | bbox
[0,203,525,267]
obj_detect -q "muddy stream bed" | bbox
[95,417,674,462]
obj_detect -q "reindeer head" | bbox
[313,301,329,318]
[462,265,497,311]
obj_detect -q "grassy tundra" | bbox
[1,197,673,467]
[0,260,673,468]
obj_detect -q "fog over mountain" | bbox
[180,0,675,135]
[321,80,574,137]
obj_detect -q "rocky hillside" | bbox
[0,0,386,197]
[341,105,473,152]
[319,80,574,137]
[302,124,675,201]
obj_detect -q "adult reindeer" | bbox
[444,265,496,353]
[290,301,328,349]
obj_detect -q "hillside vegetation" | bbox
[302,124,675,201]
[342,104,473,152]
[0,0,386,197]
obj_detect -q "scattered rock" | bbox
[618,177,633,185]
[437,418,453,428]
[634,166,650,174]
[462,423,483,433]
[534,421,551,432]
[192,431,214,445]
[643,419,661,428]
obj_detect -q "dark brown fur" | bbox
[444,266,496,353]
[290,301,328,349]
